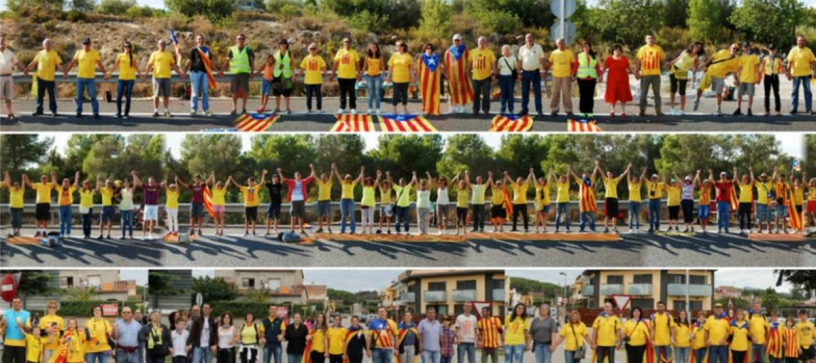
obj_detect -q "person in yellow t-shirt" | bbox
[363,42,386,114]
[503,169,535,233]
[308,313,330,361]
[330,38,362,114]
[488,178,508,233]
[553,169,572,232]
[326,314,348,362]
[212,178,231,236]
[729,310,750,363]
[547,38,576,116]
[468,37,497,115]
[62,318,87,363]
[734,43,761,116]
[40,300,65,363]
[106,42,142,119]
[533,169,554,233]
[3,172,26,236]
[25,325,52,363]
[591,302,621,361]
[733,167,756,234]
[665,173,684,232]
[23,38,65,117]
[691,312,708,363]
[705,304,731,363]
[635,34,666,117]
[673,311,693,363]
[386,41,415,115]
[555,311,588,359]
[85,305,113,359]
[644,172,666,233]
[807,174,816,234]
[695,44,740,116]
[667,42,703,116]
[54,171,80,237]
[450,173,469,235]
[795,310,816,361]
[786,36,816,115]
[596,162,631,233]
[314,166,336,234]
[24,172,58,237]
[627,167,647,233]
[792,173,806,233]
[298,43,328,114]
[650,302,675,363]
[755,168,777,233]
[229,171,267,236]
[747,303,770,362]
[144,39,185,118]
[334,163,364,234]
[97,178,117,239]
[623,307,650,363]
[78,178,96,239]
[64,38,106,118]
[377,171,395,234]
[503,303,530,363]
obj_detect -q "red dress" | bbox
[604,56,633,104]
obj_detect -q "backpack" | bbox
[279,232,301,243]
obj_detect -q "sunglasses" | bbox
[344,41,351,43]
[309,48,317,50]
[237,38,246,41]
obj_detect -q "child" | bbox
[440,316,455,363]
[229,171,267,236]
[63,318,86,363]
[298,43,327,114]
[171,319,190,363]
[376,171,393,234]
[25,326,52,363]
[257,55,274,114]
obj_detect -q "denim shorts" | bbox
[261,79,273,96]
[317,201,331,217]
[101,206,116,222]
[190,203,204,218]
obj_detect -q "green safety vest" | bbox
[230,46,251,74]
[576,52,598,79]
[274,50,292,78]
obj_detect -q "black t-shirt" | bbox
[284,323,308,354]
[267,182,282,204]
[189,47,212,72]
[346,329,366,356]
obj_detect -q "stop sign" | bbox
[1,274,18,302]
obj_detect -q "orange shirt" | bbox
[477,317,502,348]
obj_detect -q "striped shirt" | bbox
[478,317,502,349]
[143,184,160,205]
[784,326,799,358]
[369,319,397,349]
[440,328,455,357]
[190,184,205,204]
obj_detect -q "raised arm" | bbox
[771,165,778,182]
[176,176,189,189]
[277,168,287,182]
[23,174,32,188]
[228,176,241,189]
[527,168,535,185]
[708,169,714,183]
[620,163,632,179]
[386,171,393,186]
[260,169,268,186]
[333,163,343,184]
[309,163,317,179]
[410,171,418,186]
[131,171,143,188]
[464,170,471,187]
[206,172,215,186]
[639,167,647,183]
[694,170,701,185]
[355,166,365,184]
[95,176,102,192]
[672,172,681,186]
[3,172,10,187]
[732,166,739,183]
[503,171,513,187]
[425,171,434,189]
[450,173,460,186]
[749,166,755,184]
[375,170,383,188]
[486,171,496,189]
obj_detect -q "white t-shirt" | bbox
[455,314,478,343]
[518,44,545,71]
[498,56,518,76]
[0,49,18,75]
[172,329,190,357]
[417,189,431,209]
[291,181,305,202]
[436,187,450,205]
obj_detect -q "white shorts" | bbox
[144,205,159,221]
[0,75,14,101]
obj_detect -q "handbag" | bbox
[150,327,169,357]
[570,324,586,359]
[502,57,517,79]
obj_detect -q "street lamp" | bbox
[559,272,567,306]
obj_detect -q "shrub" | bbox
[98,0,137,15]
[125,5,154,18]
[64,10,88,22]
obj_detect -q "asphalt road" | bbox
[3,225,814,268]
[2,98,816,132]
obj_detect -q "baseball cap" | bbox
[720,171,727,176]
[651,174,658,178]
[82,38,91,45]
[714,303,723,308]
[684,175,692,181]
[453,34,462,41]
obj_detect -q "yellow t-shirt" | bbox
[796,321,815,348]
[644,180,664,200]
[692,324,707,350]
[592,314,621,347]
[652,312,675,346]
[666,185,681,207]
[628,181,642,202]
[748,314,769,345]
[34,50,63,82]
[603,177,621,199]
[148,50,175,78]
[730,320,750,351]
[8,186,25,208]
[55,185,77,206]
[379,187,392,205]
[300,55,327,85]
[365,57,382,76]
[334,49,360,79]
[491,187,505,206]
[738,182,754,203]
[341,181,357,200]
[85,318,112,353]
[211,186,226,206]
[624,319,650,346]
[555,181,571,203]
[738,54,759,83]
[674,323,691,348]
[388,53,413,83]
[165,188,179,209]
[548,49,575,78]
[394,184,413,208]
[240,186,260,207]
[310,328,326,353]
[117,53,136,81]
[457,187,470,208]
[756,181,773,205]
[327,326,348,355]
[636,45,665,76]
[559,322,588,351]
[512,183,529,204]
[469,48,496,81]
[65,330,86,362]
[535,184,551,207]
[73,49,101,79]
[34,182,55,204]
[793,187,804,205]
[99,188,114,206]
[787,47,816,77]
[25,334,46,362]
[361,186,376,207]
[79,189,95,208]
[708,50,739,78]
[40,314,65,350]
[316,179,333,201]
[241,323,259,345]
[504,316,530,346]
[705,316,731,346]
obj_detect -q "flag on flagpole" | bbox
[792,158,801,172]
[489,115,534,132]
[170,28,182,67]
[567,118,602,132]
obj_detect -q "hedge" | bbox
[207,302,325,319]
[55,300,145,317]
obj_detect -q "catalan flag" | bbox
[788,197,802,230]
[196,46,217,89]
[379,114,437,133]
[567,118,602,132]
[234,113,281,132]
[444,45,474,106]
[203,186,214,218]
[419,53,442,116]
[579,177,597,212]
[331,114,375,132]
[489,115,534,132]
[766,322,783,359]
[793,158,801,172]
[396,325,420,363]
[301,330,314,363]
[169,28,182,67]
[503,188,513,221]
[729,184,739,212]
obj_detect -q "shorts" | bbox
[144,205,159,221]
[266,203,281,219]
[540,205,550,214]
[261,79,273,96]
[290,200,306,219]
[190,203,204,218]
[272,76,293,97]
[152,78,172,98]
[669,73,688,96]
[0,75,14,101]
[668,205,680,220]
[800,345,816,361]
[491,205,506,219]
[796,205,803,214]
[245,207,258,222]
[316,201,332,217]
[605,198,619,217]
[35,203,51,221]
[101,206,115,223]
[231,73,250,95]
[380,204,393,218]
[757,204,771,221]
[698,205,710,219]
[808,200,816,213]
[776,204,788,217]
[213,205,225,214]
[737,83,755,97]
[710,76,725,93]
[436,204,450,219]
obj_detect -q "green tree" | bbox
[164,0,236,23]
[97,0,137,14]
[179,134,243,180]
[495,135,547,178]
[664,0,689,28]
[249,135,317,179]
[313,135,368,177]
[0,135,53,176]
[192,276,238,302]
[5,0,63,12]
[63,287,97,301]
[776,270,816,296]
[417,0,452,41]
[762,288,781,311]
[436,135,495,178]
[0,271,55,302]
[468,0,554,34]
[322,0,392,32]
[68,0,96,12]
[729,0,805,47]
[368,135,444,178]
[149,271,184,310]
[327,288,358,305]
[588,0,664,49]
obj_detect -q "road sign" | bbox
[1,274,18,302]
[551,0,576,18]
[550,20,577,45]
[195,293,203,307]
[611,294,633,312]
[471,301,492,319]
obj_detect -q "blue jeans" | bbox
[81,208,93,237]
[287,354,302,363]
[86,352,109,363]
[422,350,440,363]
[693,349,707,363]
[190,71,210,112]
[263,345,282,363]
[499,75,515,113]
[395,205,410,233]
[654,346,672,362]
[457,343,475,363]
[709,345,727,363]
[76,77,99,115]
[116,80,134,116]
[340,198,356,233]
[629,201,641,229]
[36,77,57,113]
[750,344,765,363]
[791,75,813,112]
[365,74,383,109]
[121,210,134,236]
[506,344,525,363]
[717,201,731,231]
[556,203,570,230]
[580,211,595,231]
[59,205,72,235]
[115,349,140,363]
[372,349,392,363]
[193,346,213,363]
[441,357,452,363]
[521,70,543,113]
[675,347,689,363]
[756,204,771,222]
[596,347,614,363]
[648,199,660,230]
[534,343,552,363]
[564,350,581,363]
[306,84,322,111]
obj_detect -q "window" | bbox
[493,279,506,289]
[606,275,623,284]
[632,299,655,311]
[408,284,418,293]
[243,278,255,289]
[454,304,465,316]
[668,274,685,284]
[267,279,281,291]
[457,280,477,290]
[429,282,447,291]
[633,274,653,284]
[428,305,449,316]
[689,275,707,285]
[673,301,704,311]
[61,277,74,288]
[88,275,101,287]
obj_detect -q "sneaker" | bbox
[791,110,798,115]
[116,114,122,119]
[317,110,323,114]
[536,111,544,117]
[337,108,345,114]
[204,110,213,116]
[566,112,574,117]
[97,235,103,240]
[367,109,372,115]
[316,228,324,234]
[123,115,129,120]
[256,107,264,114]
[76,113,82,118]
[286,109,292,115]
[716,109,723,116]
[164,111,172,117]
[693,99,700,111]
[733,109,742,116]
[603,228,609,233]
[32,111,44,116]
[191,111,197,117]
[274,108,281,114]
[668,108,676,116]
[350,109,357,115]
[747,110,753,117]
[551,111,558,117]
[518,110,528,116]
[306,110,313,114]
[677,110,684,116]
[376,109,381,115]
[153,112,160,117]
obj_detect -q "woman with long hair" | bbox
[729,310,750,363]
[360,174,379,234]
[574,41,603,118]
[602,45,633,117]
[307,312,329,363]
[674,310,692,363]
[429,172,451,235]
[622,307,650,363]
[217,313,238,363]
[363,42,385,115]
[504,303,530,363]
[555,311,588,363]
[108,41,140,119]
[667,42,703,116]
[63,318,86,363]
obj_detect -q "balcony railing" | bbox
[582,285,595,297]
[492,288,506,302]
[600,284,623,295]
[667,284,712,297]
[399,292,416,303]
[424,291,447,302]
[451,289,477,302]
[628,283,653,295]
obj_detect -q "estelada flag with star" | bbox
[444,44,474,106]
[567,118,602,132]
[379,114,437,132]
[418,53,441,116]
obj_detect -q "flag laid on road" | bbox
[234,113,281,132]
[331,114,375,132]
[379,114,437,133]
[567,118,602,132]
[489,114,534,132]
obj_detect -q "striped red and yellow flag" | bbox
[301,331,313,363]
[489,115,534,132]
[567,118,602,132]
[379,115,437,133]
[234,113,281,132]
[196,47,217,89]
[444,46,474,106]
[766,325,783,359]
[729,185,739,212]
[418,54,441,116]
[788,197,802,230]
[203,186,215,218]
[580,179,597,212]
[331,114,375,132]
[503,188,513,221]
